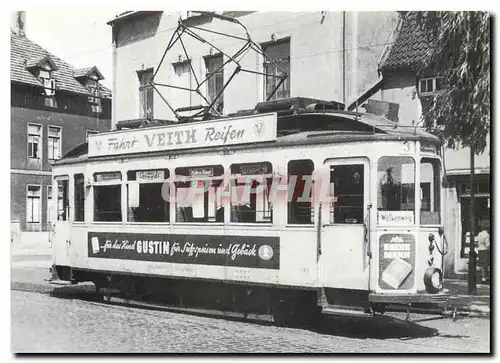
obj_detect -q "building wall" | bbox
[11,83,112,231]
[111,11,398,127]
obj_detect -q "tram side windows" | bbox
[93,172,122,222]
[329,165,364,224]
[74,174,85,222]
[175,165,224,223]
[420,158,441,225]
[377,156,416,224]
[288,160,314,224]
[127,169,170,223]
[56,179,69,221]
[230,162,273,223]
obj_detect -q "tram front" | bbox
[369,139,450,312]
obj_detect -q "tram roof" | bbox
[57,109,440,165]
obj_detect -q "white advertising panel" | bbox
[88,113,277,157]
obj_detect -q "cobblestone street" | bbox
[11,290,490,353]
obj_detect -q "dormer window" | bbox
[418,77,444,97]
[74,66,104,114]
[39,69,56,96]
[25,55,58,99]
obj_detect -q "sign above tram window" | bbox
[420,142,438,154]
[136,170,165,182]
[377,210,414,225]
[88,113,278,157]
[94,172,122,182]
[189,167,214,177]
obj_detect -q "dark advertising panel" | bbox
[88,232,280,270]
[378,233,416,290]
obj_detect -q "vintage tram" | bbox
[49,97,449,324]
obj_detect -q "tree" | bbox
[416,11,491,294]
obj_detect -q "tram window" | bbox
[377,156,415,222]
[93,172,122,222]
[127,169,170,223]
[175,165,224,223]
[420,158,441,225]
[56,179,69,221]
[74,174,85,222]
[230,162,273,223]
[329,164,364,224]
[288,159,314,224]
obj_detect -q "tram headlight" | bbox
[423,267,443,294]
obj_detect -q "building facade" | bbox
[11,15,112,241]
[107,11,399,127]
[357,12,491,277]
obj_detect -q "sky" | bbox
[22,10,124,89]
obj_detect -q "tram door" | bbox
[319,158,370,290]
[53,177,71,266]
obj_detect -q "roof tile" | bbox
[11,31,111,97]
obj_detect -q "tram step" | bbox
[321,306,373,318]
[47,279,74,286]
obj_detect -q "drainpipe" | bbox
[342,11,346,105]
[111,24,118,130]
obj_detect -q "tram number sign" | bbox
[88,232,280,270]
[378,234,415,291]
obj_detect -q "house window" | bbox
[47,185,53,224]
[418,77,444,96]
[262,39,290,101]
[48,126,62,160]
[39,69,56,97]
[27,124,41,159]
[27,185,41,223]
[205,55,224,113]
[138,69,154,119]
[86,130,98,141]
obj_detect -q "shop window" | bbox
[74,174,85,222]
[175,165,224,223]
[329,164,364,224]
[127,169,170,222]
[230,162,273,223]
[288,159,314,224]
[27,185,41,223]
[93,172,122,222]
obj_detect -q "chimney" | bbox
[11,11,26,36]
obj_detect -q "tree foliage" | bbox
[417,11,490,154]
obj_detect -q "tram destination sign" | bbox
[88,113,277,157]
[88,232,280,270]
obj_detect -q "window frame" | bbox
[204,54,224,113]
[137,68,154,119]
[174,165,225,224]
[92,172,123,223]
[261,38,291,101]
[47,185,53,224]
[287,159,315,226]
[74,173,85,222]
[229,162,274,225]
[26,184,42,224]
[418,76,444,96]
[419,157,442,225]
[326,161,367,226]
[126,169,171,223]
[47,125,62,161]
[27,123,42,159]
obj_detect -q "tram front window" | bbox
[127,170,169,223]
[377,156,415,224]
[175,165,224,223]
[329,164,364,224]
[420,158,441,224]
